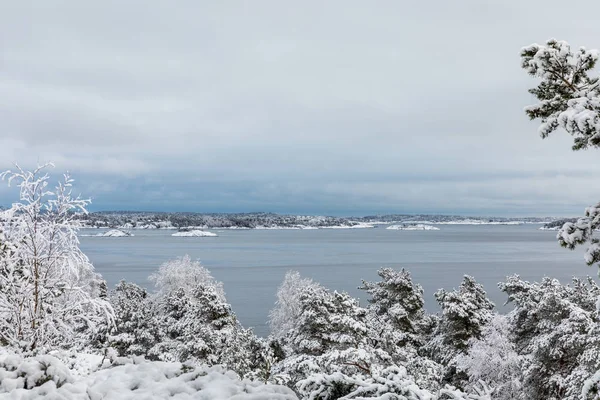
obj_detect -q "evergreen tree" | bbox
[108,281,159,359]
[521,39,600,269]
[286,284,368,356]
[499,275,600,400]
[148,257,257,376]
[425,276,494,387]
[359,267,434,352]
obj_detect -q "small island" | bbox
[172,230,218,237]
[386,224,440,231]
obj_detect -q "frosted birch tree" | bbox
[0,164,114,350]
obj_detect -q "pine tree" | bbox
[108,281,160,359]
[148,257,257,376]
[359,267,434,353]
[425,276,494,387]
[286,284,368,356]
[499,275,600,400]
[521,39,600,270]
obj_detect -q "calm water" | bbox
[79,225,591,337]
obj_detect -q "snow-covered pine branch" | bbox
[521,39,600,271]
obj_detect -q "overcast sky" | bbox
[2,1,600,216]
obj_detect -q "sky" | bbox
[2,1,600,216]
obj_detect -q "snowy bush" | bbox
[108,281,160,358]
[0,351,298,400]
[455,315,523,399]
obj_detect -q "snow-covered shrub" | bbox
[0,353,73,392]
[455,315,523,399]
[0,164,114,351]
[0,352,298,400]
[296,365,491,400]
[108,281,160,358]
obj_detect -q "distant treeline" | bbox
[74,211,555,229]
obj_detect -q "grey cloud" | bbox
[2,1,600,215]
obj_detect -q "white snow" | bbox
[96,229,133,237]
[386,224,440,231]
[321,223,375,229]
[171,230,218,237]
[0,353,298,400]
[437,219,524,225]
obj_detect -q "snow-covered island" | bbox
[172,230,218,237]
[386,224,440,231]
[80,229,133,237]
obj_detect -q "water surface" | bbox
[79,225,590,337]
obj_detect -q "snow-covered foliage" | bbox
[295,365,488,400]
[269,271,321,340]
[150,282,257,376]
[424,276,494,388]
[149,255,225,301]
[521,39,600,271]
[282,284,368,357]
[0,164,114,351]
[106,256,258,376]
[108,281,159,359]
[521,39,600,150]
[359,268,434,354]
[499,275,600,400]
[455,315,523,399]
[427,276,494,364]
[0,351,297,400]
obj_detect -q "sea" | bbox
[79,224,591,337]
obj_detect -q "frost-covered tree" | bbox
[0,164,114,351]
[428,276,494,363]
[499,275,600,400]
[425,276,494,388]
[108,281,160,359]
[359,267,434,352]
[521,39,600,269]
[455,315,523,400]
[270,274,389,390]
[285,284,368,356]
[149,254,225,300]
[269,271,320,340]
[148,256,256,376]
